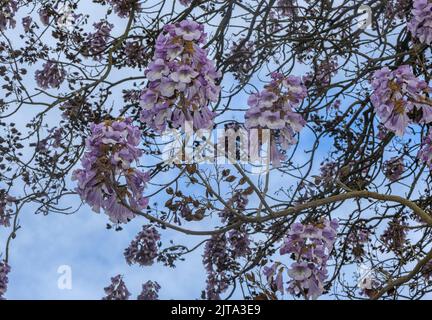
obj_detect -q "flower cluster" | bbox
[408,0,432,45]
[380,217,408,253]
[179,0,193,6]
[371,65,432,136]
[422,260,432,281]
[137,280,161,300]
[347,224,370,260]
[38,5,50,26]
[124,225,160,266]
[227,229,251,258]
[385,0,411,19]
[303,57,338,89]
[263,263,285,294]
[102,275,131,300]
[315,161,338,187]
[72,118,150,224]
[245,72,307,166]
[418,132,432,168]
[0,0,18,30]
[35,61,66,89]
[140,20,221,132]
[279,219,339,299]
[275,0,297,17]
[203,234,231,300]
[107,0,140,18]
[123,41,147,67]
[384,157,405,181]
[0,190,15,227]
[22,16,32,32]
[226,38,255,82]
[83,20,113,60]
[0,260,10,300]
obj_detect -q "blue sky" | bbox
[2,0,425,300]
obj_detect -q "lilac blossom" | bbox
[124,225,160,266]
[371,65,432,136]
[139,20,220,132]
[0,190,14,227]
[347,224,370,260]
[384,157,405,181]
[203,234,231,300]
[419,131,432,168]
[22,16,32,32]
[0,0,18,30]
[72,118,150,224]
[102,275,131,300]
[276,0,297,17]
[38,6,50,26]
[137,281,161,300]
[303,57,339,89]
[245,72,307,166]
[107,0,141,18]
[0,260,10,300]
[278,219,339,299]
[83,20,113,60]
[123,41,147,67]
[380,217,408,253]
[408,0,432,45]
[35,61,66,89]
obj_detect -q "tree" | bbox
[0,0,432,300]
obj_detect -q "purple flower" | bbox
[146,59,170,81]
[107,0,141,18]
[72,118,150,224]
[35,61,66,89]
[102,275,130,300]
[0,260,10,299]
[139,20,220,132]
[124,225,160,266]
[83,20,113,60]
[279,219,339,299]
[245,73,307,166]
[371,65,432,136]
[0,0,18,30]
[137,281,161,300]
[288,262,312,281]
[203,234,231,300]
[174,20,203,41]
[0,190,14,228]
[408,0,432,45]
[384,157,405,181]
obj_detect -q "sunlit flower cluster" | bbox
[245,72,307,166]
[279,219,339,299]
[371,65,432,136]
[72,118,149,224]
[140,20,221,132]
[408,0,432,45]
